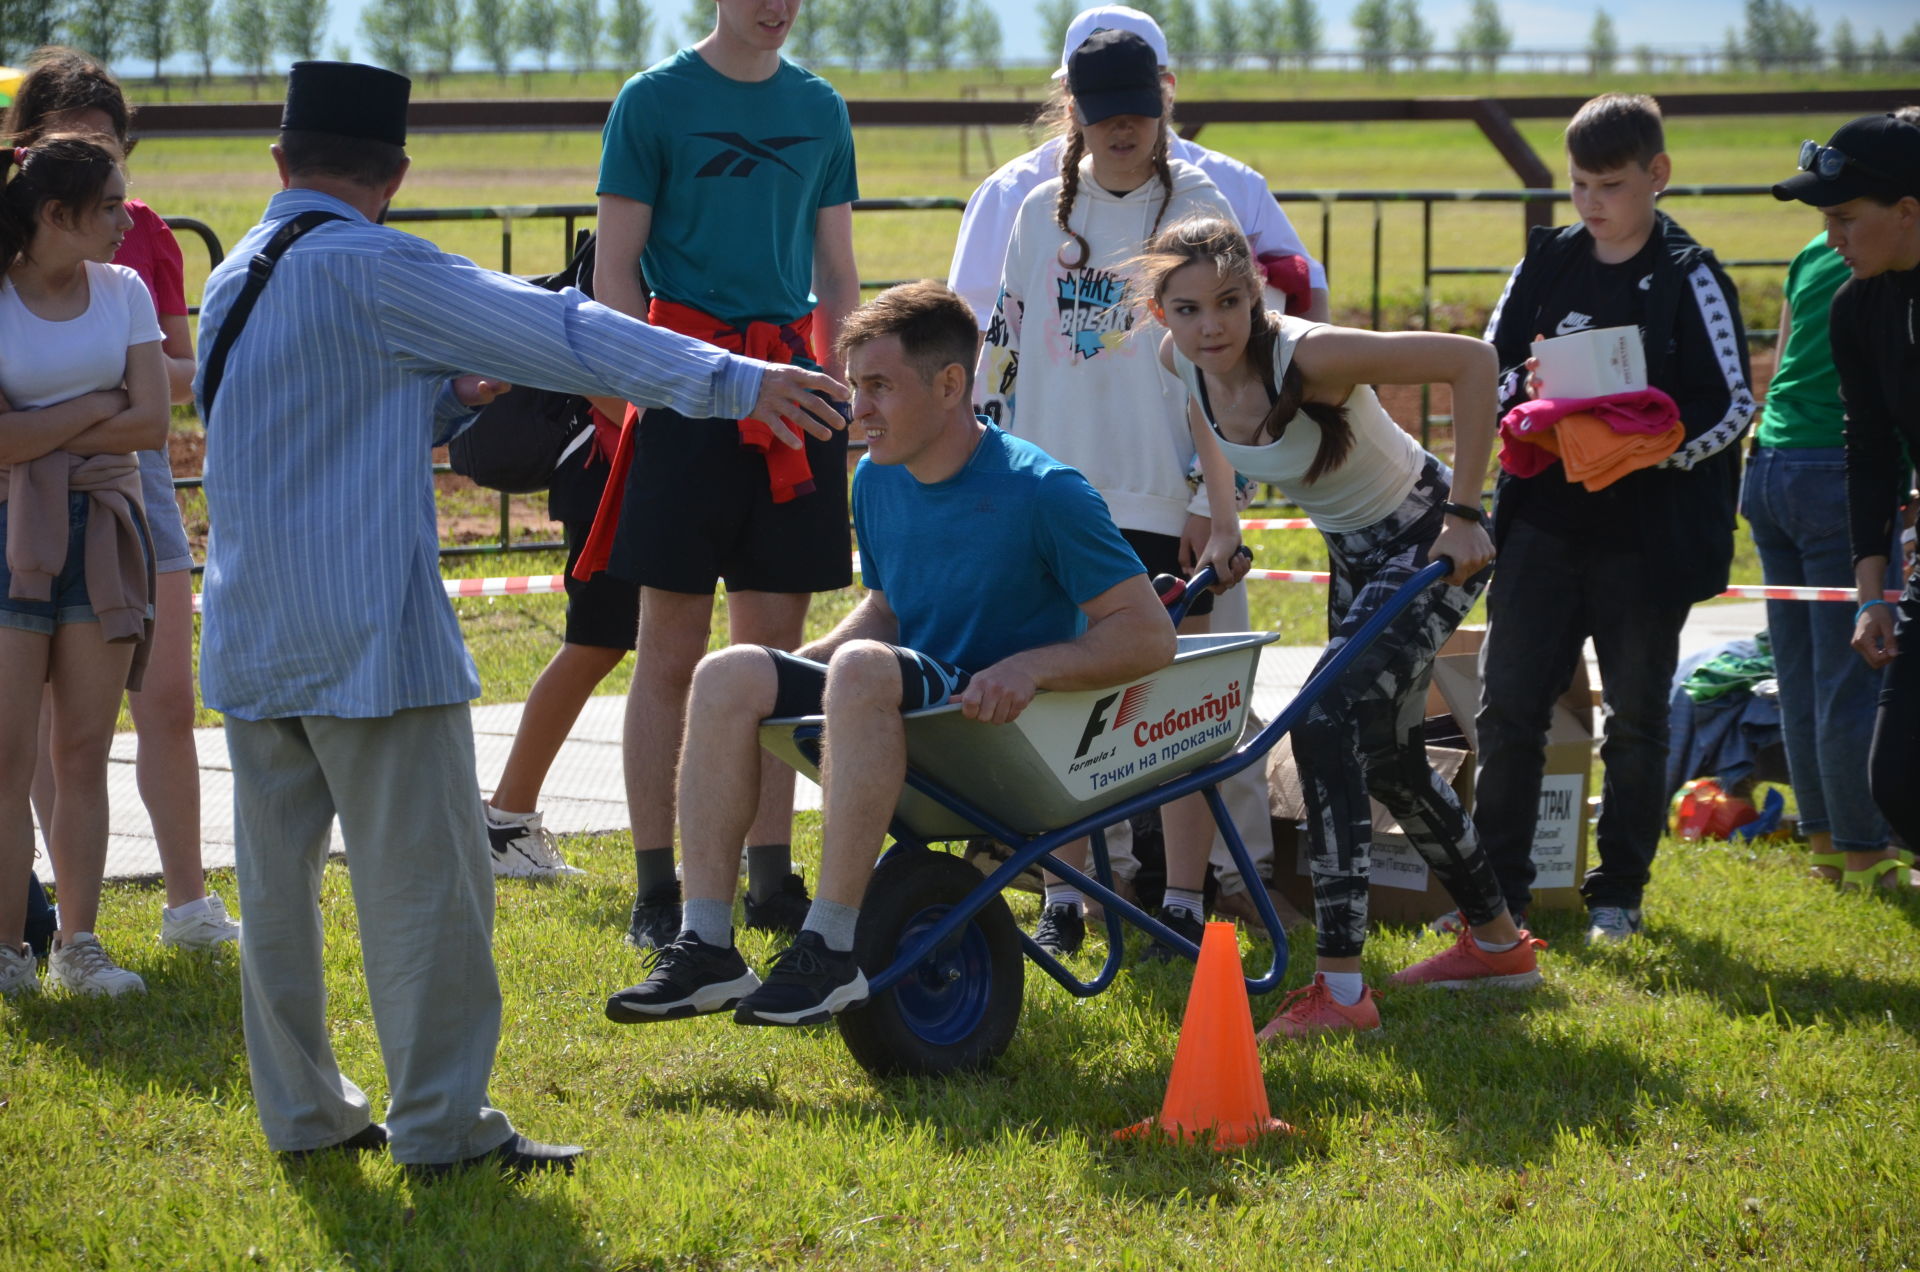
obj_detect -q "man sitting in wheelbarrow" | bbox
[606,281,1241,1026]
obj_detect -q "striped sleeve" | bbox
[371,242,762,422]
[1656,262,1755,471]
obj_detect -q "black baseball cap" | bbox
[1772,112,1920,206]
[282,61,411,148]
[1067,29,1164,127]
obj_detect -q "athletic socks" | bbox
[1161,886,1205,921]
[800,899,860,953]
[1043,884,1085,915]
[484,805,532,828]
[1322,971,1366,1006]
[680,899,735,948]
[1475,934,1520,953]
[745,843,793,902]
[634,846,677,897]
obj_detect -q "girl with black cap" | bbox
[975,27,1245,963]
[1773,108,1920,862]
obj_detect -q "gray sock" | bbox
[679,899,734,948]
[799,898,860,953]
[634,846,676,897]
[745,843,793,902]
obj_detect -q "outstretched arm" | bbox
[1292,326,1499,584]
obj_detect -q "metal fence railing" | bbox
[164,182,1793,561]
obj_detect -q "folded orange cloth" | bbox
[573,301,817,581]
[1553,411,1684,491]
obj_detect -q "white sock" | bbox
[1043,885,1084,914]
[1321,971,1366,1006]
[164,896,211,920]
[1161,887,1205,921]
[485,805,532,827]
[1475,933,1519,953]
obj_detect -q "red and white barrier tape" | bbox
[1239,517,1316,531]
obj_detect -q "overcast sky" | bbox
[201,0,1920,74]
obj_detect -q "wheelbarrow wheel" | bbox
[838,848,1024,1078]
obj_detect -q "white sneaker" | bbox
[47,933,146,997]
[0,943,40,997]
[486,809,584,880]
[160,894,242,949]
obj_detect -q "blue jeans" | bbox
[1742,447,1888,851]
[1474,518,1694,913]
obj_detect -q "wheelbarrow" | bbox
[758,556,1456,1077]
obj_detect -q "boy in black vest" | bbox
[1469,94,1754,944]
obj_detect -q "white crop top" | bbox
[1173,314,1428,532]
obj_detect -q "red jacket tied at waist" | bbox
[574,301,817,581]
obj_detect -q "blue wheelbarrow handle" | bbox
[1157,545,1257,627]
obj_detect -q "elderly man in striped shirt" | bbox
[194,61,847,1180]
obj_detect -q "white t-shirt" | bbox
[0,262,162,410]
[948,134,1327,331]
[1171,314,1427,533]
[975,158,1236,538]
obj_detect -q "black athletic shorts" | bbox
[607,407,851,595]
[1121,528,1215,618]
[764,646,972,720]
[561,517,640,650]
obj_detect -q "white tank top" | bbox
[1173,314,1428,532]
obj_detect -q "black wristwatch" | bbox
[1442,501,1486,524]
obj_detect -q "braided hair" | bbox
[1043,81,1177,271]
[1139,216,1354,484]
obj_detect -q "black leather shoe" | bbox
[403,1134,584,1182]
[279,1122,390,1161]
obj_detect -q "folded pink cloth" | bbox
[1499,387,1681,478]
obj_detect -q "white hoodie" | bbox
[976,156,1238,538]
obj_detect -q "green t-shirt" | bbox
[597,49,859,327]
[1756,233,1852,449]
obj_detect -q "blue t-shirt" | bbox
[597,49,859,326]
[852,425,1147,673]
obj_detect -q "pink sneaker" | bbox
[1389,928,1545,990]
[1257,973,1383,1042]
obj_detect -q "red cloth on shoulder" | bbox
[112,201,188,317]
[1256,252,1313,317]
[572,302,817,582]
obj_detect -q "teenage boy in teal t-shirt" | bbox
[591,0,862,953]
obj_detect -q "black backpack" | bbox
[447,231,606,494]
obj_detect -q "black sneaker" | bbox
[1144,906,1206,963]
[742,872,812,936]
[403,1134,584,1183]
[731,931,869,1027]
[1033,903,1085,958]
[624,881,682,952]
[604,931,761,1023]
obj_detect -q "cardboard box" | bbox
[1266,626,1594,926]
[1530,325,1648,397]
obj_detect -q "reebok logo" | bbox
[1554,311,1595,335]
[693,132,817,179]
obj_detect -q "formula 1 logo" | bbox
[1074,681,1153,759]
[693,132,816,179]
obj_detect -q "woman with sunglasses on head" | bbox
[4,48,241,953]
[0,133,168,997]
[1772,108,1920,862]
[1140,215,1542,1040]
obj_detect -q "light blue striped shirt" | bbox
[196,189,763,720]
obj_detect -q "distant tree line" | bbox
[4,0,1916,84]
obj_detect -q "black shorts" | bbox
[607,407,851,595]
[561,517,640,650]
[765,646,972,719]
[1121,528,1214,618]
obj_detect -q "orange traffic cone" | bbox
[1115,920,1295,1149]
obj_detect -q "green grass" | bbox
[6,823,1920,1269]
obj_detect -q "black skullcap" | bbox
[282,61,411,147]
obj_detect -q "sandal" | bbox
[1840,856,1912,893]
[1808,850,1845,883]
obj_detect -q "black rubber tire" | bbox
[838,849,1025,1078]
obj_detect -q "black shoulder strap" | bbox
[200,210,345,422]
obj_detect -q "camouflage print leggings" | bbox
[1294,454,1507,959]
